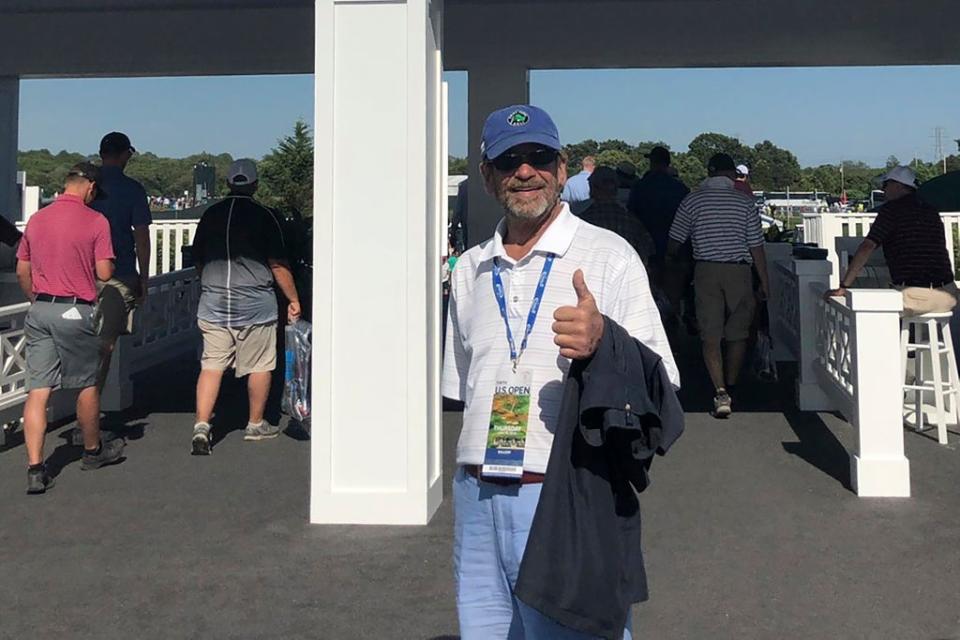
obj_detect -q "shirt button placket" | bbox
[510,263,526,317]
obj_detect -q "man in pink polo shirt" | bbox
[16,163,126,494]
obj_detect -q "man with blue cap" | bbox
[442,105,679,639]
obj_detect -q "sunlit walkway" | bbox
[1,338,958,639]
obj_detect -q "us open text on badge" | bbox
[481,368,533,480]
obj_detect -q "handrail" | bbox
[0,268,200,431]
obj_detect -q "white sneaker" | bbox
[191,422,212,455]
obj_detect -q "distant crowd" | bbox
[148,194,197,211]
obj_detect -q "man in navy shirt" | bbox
[90,131,152,389]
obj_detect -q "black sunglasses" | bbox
[489,148,559,172]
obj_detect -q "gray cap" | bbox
[227,158,258,186]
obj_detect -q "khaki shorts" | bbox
[899,282,959,317]
[96,276,140,340]
[694,262,756,343]
[199,319,277,377]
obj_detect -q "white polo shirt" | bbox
[442,204,680,474]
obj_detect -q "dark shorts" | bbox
[25,301,100,391]
[96,276,140,341]
[694,262,756,342]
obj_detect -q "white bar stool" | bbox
[901,312,960,445]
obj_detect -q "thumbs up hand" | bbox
[552,269,604,360]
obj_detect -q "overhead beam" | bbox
[0,6,313,78]
[445,0,960,70]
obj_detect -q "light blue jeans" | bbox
[453,467,634,640]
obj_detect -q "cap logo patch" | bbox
[507,110,530,127]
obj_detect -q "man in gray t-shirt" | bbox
[188,159,301,455]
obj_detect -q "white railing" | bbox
[148,220,199,277]
[769,257,834,410]
[813,287,909,497]
[0,302,30,414]
[101,268,201,410]
[0,269,200,443]
[769,254,911,497]
[802,211,960,287]
[814,284,854,400]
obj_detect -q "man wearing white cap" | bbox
[829,166,958,314]
[734,164,753,196]
[188,159,302,454]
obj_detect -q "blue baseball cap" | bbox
[481,105,562,161]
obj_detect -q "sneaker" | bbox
[713,390,732,419]
[191,422,212,456]
[26,466,55,494]
[81,438,125,470]
[243,421,281,441]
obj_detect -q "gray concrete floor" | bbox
[1,348,959,640]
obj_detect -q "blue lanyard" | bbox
[492,253,555,370]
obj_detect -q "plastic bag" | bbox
[752,330,779,382]
[282,319,312,429]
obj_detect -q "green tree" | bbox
[563,139,600,173]
[799,164,842,195]
[687,132,748,168]
[258,119,315,216]
[672,152,707,187]
[594,149,631,169]
[749,140,801,190]
[17,149,89,197]
[449,156,468,175]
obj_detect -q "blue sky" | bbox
[18,66,960,167]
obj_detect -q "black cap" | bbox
[707,152,736,173]
[644,146,671,165]
[615,161,637,178]
[66,162,107,198]
[99,131,135,155]
[587,166,619,189]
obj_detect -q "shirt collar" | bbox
[700,176,735,190]
[479,202,580,263]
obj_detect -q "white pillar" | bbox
[0,77,18,222]
[311,0,444,524]
[818,214,844,288]
[465,64,529,247]
[845,289,910,497]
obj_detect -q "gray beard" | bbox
[501,192,560,224]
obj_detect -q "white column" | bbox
[845,289,910,497]
[465,64,529,247]
[818,214,844,288]
[311,0,444,525]
[792,259,835,411]
[0,77,18,222]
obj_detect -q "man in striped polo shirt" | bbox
[667,153,769,418]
